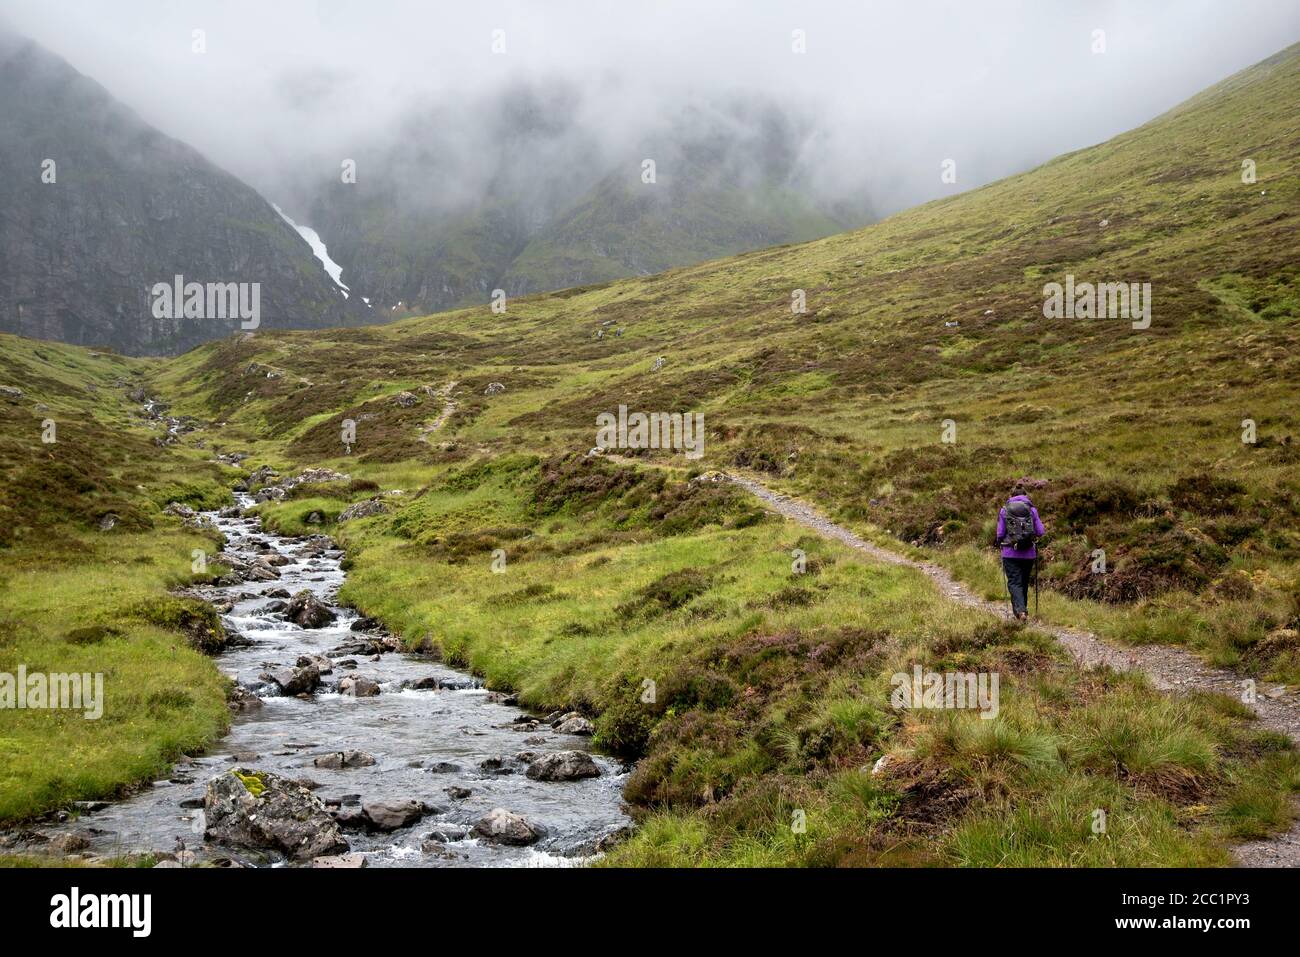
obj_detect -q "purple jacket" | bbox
[997,495,1045,559]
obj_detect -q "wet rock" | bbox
[362,800,425,832]
[338,675,381,697]
[312,852,367,868]
[527,751,601,782]
[350,616,383,632]
[437,675,479,691]
[228,685,263,712]
[552,712,594,735]
[444,786,472,800]
[204,769,348,862]
[472,808,546,846]
[258,600,288,614]
[566,822,636,857]
[485,691,519,705]
[329,639,383,656]
[314,750,376,770]
[425,825,470,843]
[479,756,514,775]
[266,587,291,599]
[404,676,440,691]
[228,750,261,763]
[244,560,281,582]
[49,831,92,854]
[296,654,333,675]
[425,762,461,774]
[421,841,460,859]
[218,505,244,519]
[331,806,369,830]
[285,589,336,628]
[261,662,320,696]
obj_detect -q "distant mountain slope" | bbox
[0,30,366,355]
[158,39,1299,609]
[303,88,868,314]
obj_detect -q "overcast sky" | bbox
[3,0,1298,217]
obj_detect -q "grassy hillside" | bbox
[2,43,1297,863]
[0,337,232,821]
[156,42,1300,675]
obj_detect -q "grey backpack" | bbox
[1003,501,1036,550]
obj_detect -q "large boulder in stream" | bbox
[526,750,601,782]
[285,589,336,628]
[338,675,381,697]
[204,769,348,861]
[260,663,321,696]
[472,808,547,846]
[360,800,426,832]
[314,750,376,770]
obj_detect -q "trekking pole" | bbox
[998,546,1014,617]
[1033,555,1040,618]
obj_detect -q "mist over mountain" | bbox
[296,82,874,313]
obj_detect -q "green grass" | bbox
[0,338,231,823]
[261,454,1297,866]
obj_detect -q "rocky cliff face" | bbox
[0,31,367,355]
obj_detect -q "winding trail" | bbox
[721,471,1300,866]
[418,381,459,442]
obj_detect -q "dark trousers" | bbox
[1002,557,1035,615]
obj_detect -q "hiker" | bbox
[996,486,1045,621]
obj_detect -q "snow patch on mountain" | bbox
[273,204,351,297]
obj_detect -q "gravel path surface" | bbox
[725,471,1300,866]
